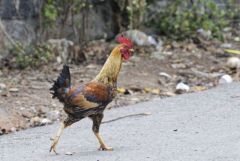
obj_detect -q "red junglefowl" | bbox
[49,36,134,154]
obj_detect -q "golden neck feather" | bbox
[94,45,123,85]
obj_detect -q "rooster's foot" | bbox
[50,138,59,155]
[98,145,113,151]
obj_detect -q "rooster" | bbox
[49,36,134,154]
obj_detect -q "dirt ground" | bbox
[0,38,239,135]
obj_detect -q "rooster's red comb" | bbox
[116,35,133,47]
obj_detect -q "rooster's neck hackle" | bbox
[94,45,123,86]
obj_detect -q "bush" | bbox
[147,0,239,40]
[9,43,54,69]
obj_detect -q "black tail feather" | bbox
[50,65,71,102]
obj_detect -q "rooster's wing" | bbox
[64,81,112,117]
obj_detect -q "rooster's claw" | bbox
[98,146,113,151]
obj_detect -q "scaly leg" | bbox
[50,117,80,154]
[94,132,113,151]
[50,122,65,154]
[90,113,113,151]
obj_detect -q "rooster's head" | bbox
[116,35,134,60]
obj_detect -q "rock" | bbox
[86,63,98,69]
[30,116,41,126]
[223,27,231,32]
[65,151,75,155]
[21,110,34,118]
[156,41,163,51]
[47,39,74,63]
[219,75,233,84]
[40,118,52,125]
[51,103,57,108]
[0,0,40,19]
[191,86,207,92]
[144,88,160,95]
[31,117,52,126]
[148,36,158,46]
[171,63,187,69]
[35,106,48,115]
[9,88,19,92]
[56,56,62,64]
[160,91,176,97]
[0,105,27,133]
[151,51,165,60]
[171,41,180,49]
[158,72,172,84]
[162,51,173,55]
[226,57,240,69]
[197,28,212,40]
[234,37,240,42]
[47,110,60,121]
[122,30,158,46]
[10,127,16,132]
[159,72,172,80]
[0,83,6,90]
[176,82,190,93]
[220,43,232,48]
[2,20,36,47]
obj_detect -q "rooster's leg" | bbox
[50,122,65,154]
[90,113,113,151]
[50,117,79,154]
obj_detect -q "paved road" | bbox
[1,83,240,161]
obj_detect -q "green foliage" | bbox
[9,43,54,69]
[127,0,147,29]
[43,2,57,24]
[42,0,90,27]
[147,0,238,40]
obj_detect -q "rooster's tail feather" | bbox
[50,65,71,103]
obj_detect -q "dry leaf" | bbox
[192,86,206,92]
[117,87,126,94]
[225,49,240,55]
[144,88,160,95]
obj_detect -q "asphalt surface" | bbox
[1,83,240,161]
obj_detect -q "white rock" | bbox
[220,43,232,48]
[226,57,240,69]
[223,27,231,32]
[156,43,163,51]
[10,127,16,132]
[47,110,60,121]
[176,82,190,92]
[148,36,158,46]
[40,118,52,125]
[56,56,62,64]
[159,72,172,80]
[219,75,233,84]
[121,30,158,47]
[9,88,19,92]
[197,28,212,40]
[0,83,6,90]
[51,103,57,107]
[234,37,240,42]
